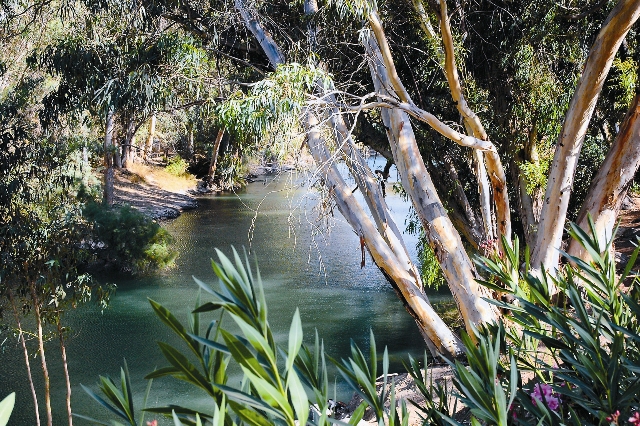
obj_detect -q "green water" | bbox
[1,168,451,425]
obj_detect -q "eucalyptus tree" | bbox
[206,0,640,358]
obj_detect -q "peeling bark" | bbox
[369,6,511,247]
[305,109,464,356]
[533,0,640,272]
[232,0,467,356]
[435,0,510,244]
[363,31,498,333]
[569,92,640,259]
[327,102,423,289]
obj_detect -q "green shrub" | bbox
[165,155,189,176]
[461,222,640,425]
[83,201,177,273]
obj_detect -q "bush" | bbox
[459,222,640,425]
[83,201,177,273]
[165,155,189,176]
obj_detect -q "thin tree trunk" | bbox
[104,109,115,207]
[144,114,156,163]
[568,92,640,259]
[367,8,511,248]
[435,0,509,245]
[473,150,494,241]
[208,129,225,178]
[442,156,484,247]
[532,0,640,273]
[57,318,73,426]
[29,281,52,426]
[9,290,41,426]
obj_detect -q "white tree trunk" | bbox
[236,0,466,357]
[532,0,640,273]
[363,31,498,331]
[305,109,464,356]
[568,93,640,259]
[235,0,285,70]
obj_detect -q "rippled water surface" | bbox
[1,165,452,425]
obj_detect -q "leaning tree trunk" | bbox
[362,14,499,329]
[9,290,41,426]
[104,109,115,207]
[305,109,464,356]
[532,0,640,273]
[236,0,466,357]
[568,92,640,259]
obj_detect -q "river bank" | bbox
[113,164,198,220]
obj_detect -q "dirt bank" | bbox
[112,166,198,220]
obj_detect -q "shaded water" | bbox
[1,166,452,425]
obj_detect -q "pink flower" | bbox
[146,421,158,426]
[606,410,620,424]
[629,412,640,424]
[530,383,561,412]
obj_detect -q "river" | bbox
[1,165,452,425]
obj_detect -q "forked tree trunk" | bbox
[532,0,640,273]
[57,318,73,426]
[368,7,511,248]
[145,114,156,163]
[104,109,115,207]
[568,92,640,259]
[9,290,40,426]
[29,281,52,426]
[305,109,464,356]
